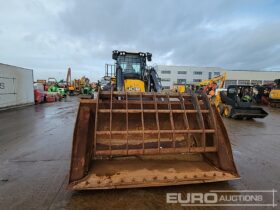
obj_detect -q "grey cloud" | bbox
[0,0,279,81]
[58,0,280,70]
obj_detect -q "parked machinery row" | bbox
[33,51,278,190]
[34,68,97,104]
[195,75,280,120]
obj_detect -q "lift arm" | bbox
[149,67,162,92]
[199,72,227,88]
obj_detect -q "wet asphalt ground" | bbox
[0,97,279,210]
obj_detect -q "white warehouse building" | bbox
[155,65,280,89]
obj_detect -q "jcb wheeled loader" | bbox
[68,51,239,190]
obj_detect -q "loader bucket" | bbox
[68,91,239,190]
[231,107,268,119]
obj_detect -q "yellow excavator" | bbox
[199,73,227,97]
[68,51,239,190]
[199,73,227,112]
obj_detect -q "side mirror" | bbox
[146,52,152,61]
[112,50,118,60]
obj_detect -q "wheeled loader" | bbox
[68,51,239,190]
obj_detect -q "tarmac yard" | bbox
[0,98,279,210]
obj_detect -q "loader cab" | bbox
[112,50,152,92]
[112,51,151,80]
[227,85,253,103]
[227,85,238,99]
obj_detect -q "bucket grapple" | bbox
[68,91,239,190]
[230,107,268,119]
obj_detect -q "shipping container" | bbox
[0,63,34,110]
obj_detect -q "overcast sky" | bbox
[0,0,280,81]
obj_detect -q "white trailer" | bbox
[0,63,34,110]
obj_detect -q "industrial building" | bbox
[0,63,34,110]
[155,65,280,89]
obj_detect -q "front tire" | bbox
[224,105,232,118]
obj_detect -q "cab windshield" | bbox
[118,56,142,75]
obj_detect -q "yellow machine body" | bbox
[173,84,186,93]
[124,79,145,92]
[269,89,280,100]
[68,86,75,91]
[269,89,280,107]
